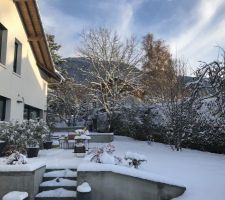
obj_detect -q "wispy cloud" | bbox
[37,0,144,57]
[168,0,225,73]
[37,0,87,57]
[113,0,144,40]
[37,0,225,74]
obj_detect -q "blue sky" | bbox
[37,0,225,74]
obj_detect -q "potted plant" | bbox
[26,137,40,158]
[43,129,52,150]
[43,137,53,149]
[74,136,86,157]
[0,140,6,157]
[0,121,8,157]
[25,120,48,158]
[43,121,54,149]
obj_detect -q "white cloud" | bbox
[37,0,144,57]
[168,0,225,73]
[37,0,88,57]
[37,0,225,74]
[115,3,134,39]
[113,0,144,40]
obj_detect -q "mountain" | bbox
[61,57,93,83]
[61,57,142,84]
[61,57,196,86]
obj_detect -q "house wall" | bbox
[0,0,48,122]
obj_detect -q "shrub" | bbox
[112,103,165,141]
[0,120,50,149]
[88,144,122,165]
[124,152,147,168]
[6,151,27,165]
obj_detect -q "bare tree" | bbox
[189,47,225,111]
[78,28,142,130]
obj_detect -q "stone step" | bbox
[35,188,76,200]
[39,186,76,192]
[43,169,77,182]
[45,169,77,173]
[43,176,76,182]
[39,178,77,192]
[35,197,76,200]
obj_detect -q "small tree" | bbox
[46,34,80,125]
[186,47,225,152]
[78,27,142,130]
[142,33,176,102]
[46,34,63,66]
[165,60,195,151]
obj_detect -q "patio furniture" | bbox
[58,132,77,149]
[59,137,75,149]
[58,130,91,150]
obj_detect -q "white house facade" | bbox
[0,0,60,122]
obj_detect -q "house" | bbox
[0,0,60,122]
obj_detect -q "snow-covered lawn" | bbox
[0,135,225,200]
[89,136,225,200]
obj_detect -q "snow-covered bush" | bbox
[6,151,27,165]
[0,121,27,146]
[75,128,89,136]
[124,152,147,168]
[112,102,165,141]
[88,144,122,165]
[0,119,50,149]
[3,145,26,156]
[24,119,49,147]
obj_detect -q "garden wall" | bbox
[0,164,46,200]
[77,164,186,200]
[90,132,114,143]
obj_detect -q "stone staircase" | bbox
[35,168,77,200]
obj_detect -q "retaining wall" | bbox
[77,170,185,200]
[0,165,46,200]
[89,133,114,143]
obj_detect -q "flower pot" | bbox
[77,182,91,200]
[43,141,53,149]
[0,141,6,157]
[26,147,39,158]
[74,144,86,158]
[77,191,91,200]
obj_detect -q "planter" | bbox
[26,147,39,158]
[43,141,53,149]
[77,191,91,200]
[77,182,91,200]
[74,144,86,158]
[0,141,6,157]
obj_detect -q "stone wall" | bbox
[0,165,46,200]
[77,171,185,200]
[90,133,114,143]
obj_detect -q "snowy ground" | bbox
[90,136,225,200]
[1,135,225,200]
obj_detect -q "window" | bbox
[24,105,41,120]
[13,39,22,74]
[0,23,7,65]
[0,96,6,121]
